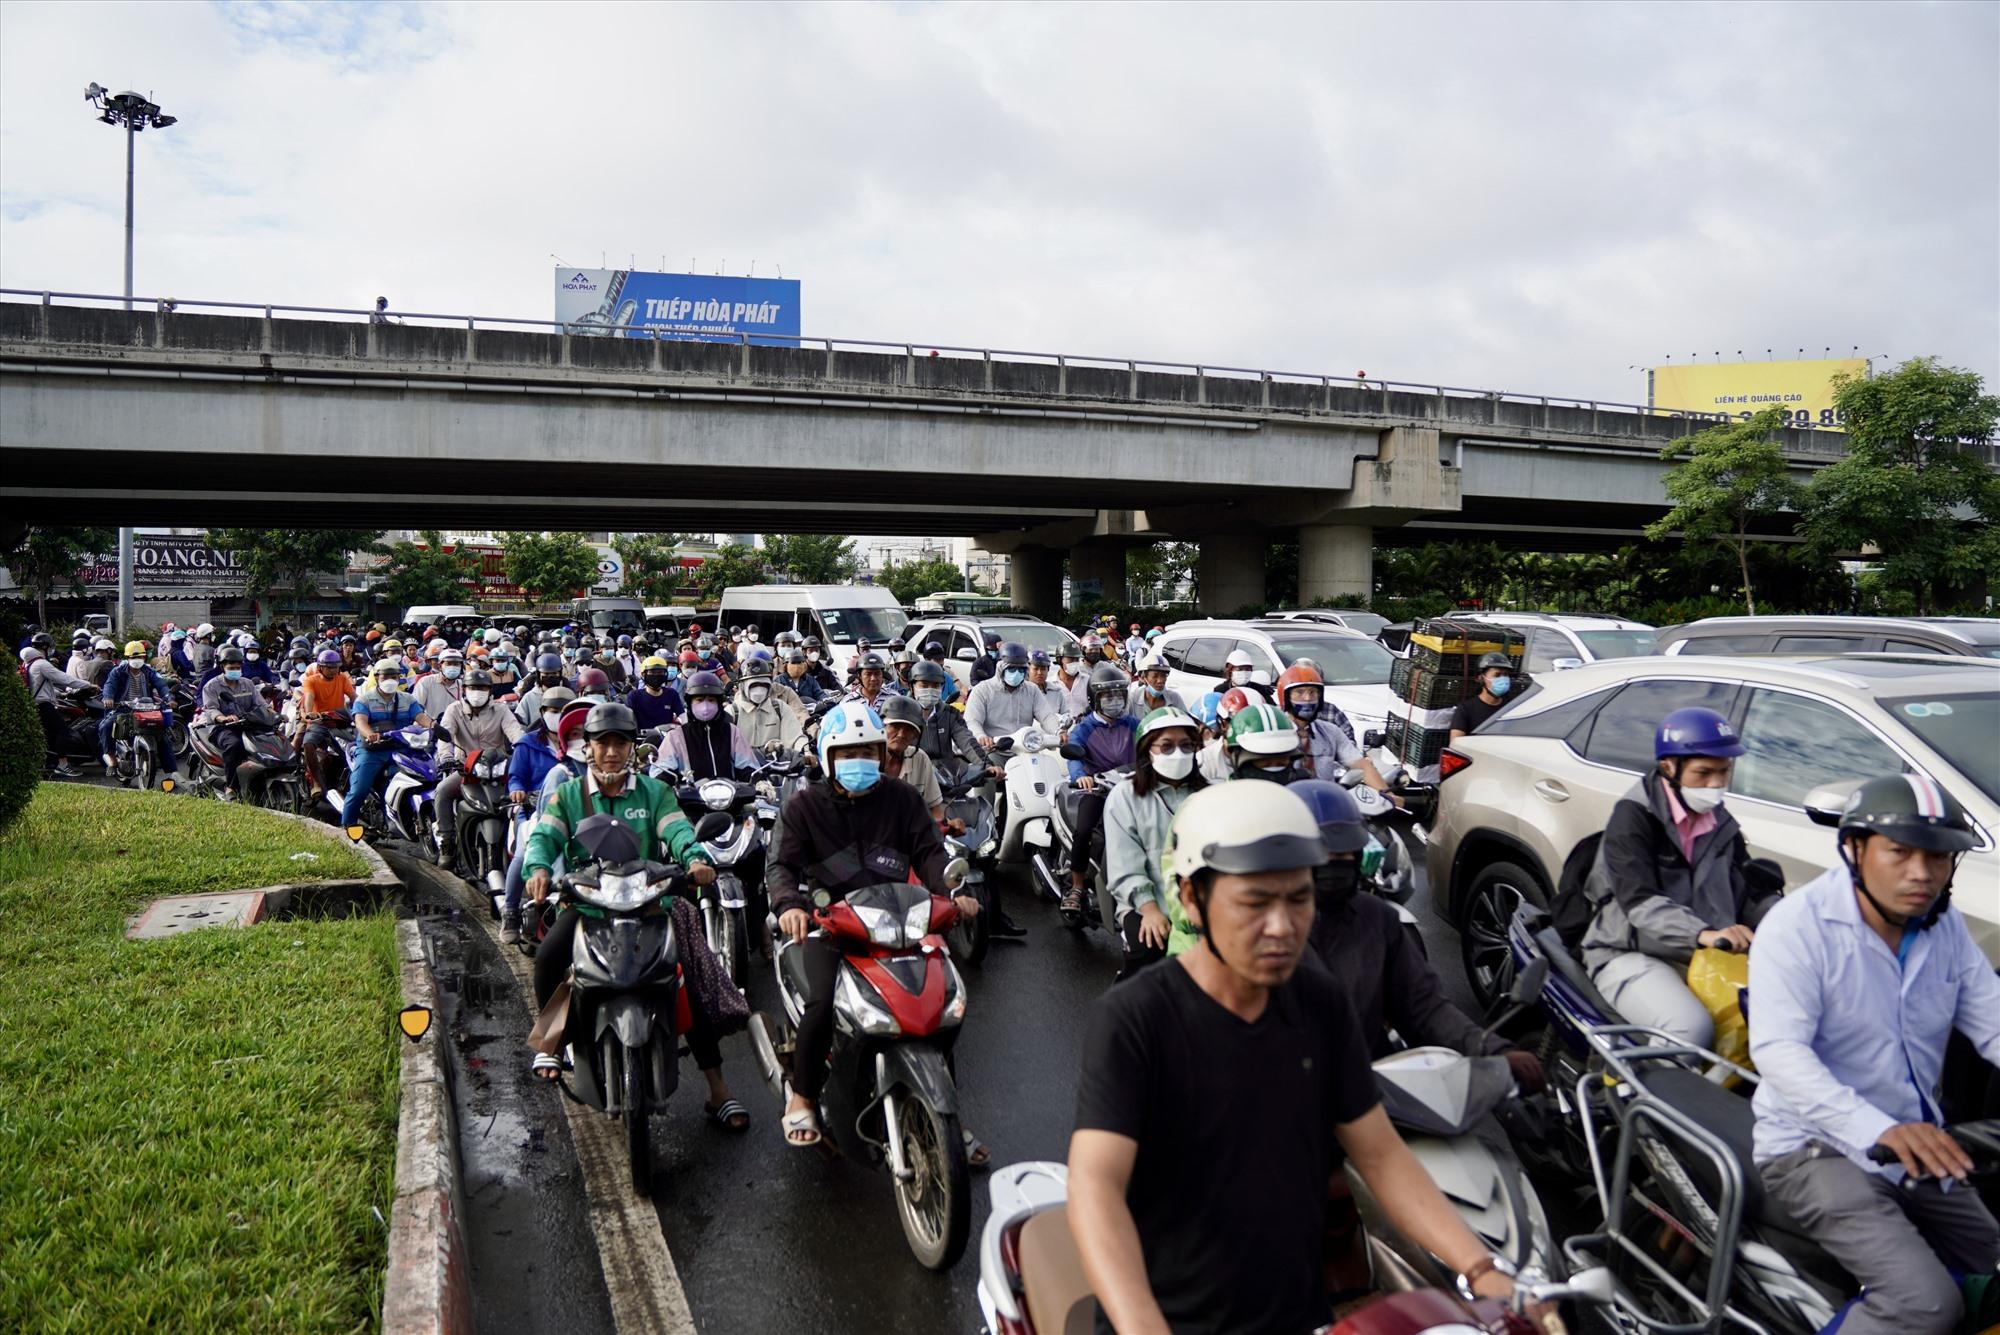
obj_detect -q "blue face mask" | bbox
[443,665,461,680]
[1002,668,1027,687]
[1293,701,1320,722]
[223,668,243,682]
[834,758,881,793]
[1490,676,1512,697]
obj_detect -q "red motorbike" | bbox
[748,878,974,1270]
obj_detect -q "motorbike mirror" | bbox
[811,888,832,910]
[1509,955,1550,1004]
[1058,741,1087,761]
[692,811,733,843]
[990,736,1015,753]
[942,856,969,890]
[1337,768,1366,788]
[1362,729,1385,749]
[1525,1266,1615,1309]
[573,813,643,864]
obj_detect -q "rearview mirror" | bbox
[1551,657,1584,671]
[1803,779,1863,828]
[942,856,970,890]
[1509,955,1550,1004]
[1362,729,1385,750]
[1059,741,1087,761]
[573,812,643,864]
[692,811,733,843]
[955,647,977,661]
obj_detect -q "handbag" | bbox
[671,895,750,1035]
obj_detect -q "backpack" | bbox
[1547,832,1605,952]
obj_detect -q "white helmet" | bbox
[1224,648,1256,670]
[194,622,214,639]
[1165,781,1325,883]
[1137,650,1169,674]
[483,628,502,645]
[92,637,116,651]
[816,700,886,773]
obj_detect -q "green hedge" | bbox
[0,647,39,831]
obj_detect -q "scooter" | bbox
[941,762,1001,964]
[186,717,306,811]
[672,758,794,988]
[994,725,1065,867]
[40,684,109,777]
[539,811,729,1197]
[346,724,442,852]
[975,1159,1615,1335]
[449,745,514,898]
[747,873,975,1270]
[1339,769,1416,905]
[1043,746,1132,932]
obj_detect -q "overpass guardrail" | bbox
[5,288,1994,468]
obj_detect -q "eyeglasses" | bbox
[1150,742,1198,756]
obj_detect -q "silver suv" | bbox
[1425,653,2000,1008]
[1469,612,1656,673]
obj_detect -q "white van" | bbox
[717,585,909,675]
[401,603,477,628]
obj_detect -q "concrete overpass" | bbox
[0,294,1908,615]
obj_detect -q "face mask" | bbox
[1489,676,1513,697]
[1084,650,1104,664]
[807,650,821,661]
[378,677,400,693]
[223,668,243,682]
[1099,696,1127,719]
[1681,784,1727,814]
[246,652,260,661]
[1229,669,1252,686]
[540,674,563,688]
[1153,749,1195,782]
[1244,761,1296,783]
[125,657,143,668]
[745,631,759,642]
[643,674,667,690]
[1292,701,1320,723]
[834,758,881,793]
[746,685,770,705]
[913,687,941,708]
[542,712,563,733]
[443,665,461,680]
[566,738,588,762]
[1313,860,1360,910]
[465,690,491,708]
[691,700,720,722]
[1002,668,1027,687]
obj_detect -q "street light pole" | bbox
[86,83,175,633]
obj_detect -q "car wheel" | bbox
[1458,858,1547,1013]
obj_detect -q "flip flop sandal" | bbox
[963,1129,992,1171]
[782,1107,821,1147]
[531,1052,563,1082]
[706,1099,751,1133]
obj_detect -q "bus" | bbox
[912,592,1012,616]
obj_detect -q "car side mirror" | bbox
[1551,657,1584,671]
[955,647,977,661]
[1803,779,1864,828]
[692,811,733,843]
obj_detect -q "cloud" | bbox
[0,0,1993,408]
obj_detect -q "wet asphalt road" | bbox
[648,835,1467,1335]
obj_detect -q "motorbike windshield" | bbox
[844,882,933,948]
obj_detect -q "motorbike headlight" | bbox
[578,870,656,912]
[698,778,735,812]
[903,898,934,942]
[834,966,901,1035]
[1021,729,1044,753]
[851,902,904,948]
[979,836,998,857]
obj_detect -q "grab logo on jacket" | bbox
[624,806,647,821]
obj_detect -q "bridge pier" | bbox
[1196,532,1267,615]
[1298,524,1373,605]
[1008,547,1064,619]
[1067,540,1129,608]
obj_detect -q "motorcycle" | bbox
[300,708,356,822]
[449,745,514,898]
[345,724,442,852]
[186,716,307,811]
[940,762,1002,964]
[40,684,109,777]
[106,697,177,793]
[539,810,730,1196]
[670,753,802,987]
[994,725,1066,867]
[748,872,975,1270]
[975,1158,1615,1335]
[1042,743,1132,933]
[1347,958,1564,1300]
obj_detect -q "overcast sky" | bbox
[2,0,1994,406]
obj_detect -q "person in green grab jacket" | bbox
[522,702,751,1133]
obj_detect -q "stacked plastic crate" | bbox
[1386,617,1525,779]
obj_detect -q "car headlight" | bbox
[578,870,655,912]
[851,902,904,947]
[698,778,735,812]
[903,898,934,942]
[835,966,901,1035]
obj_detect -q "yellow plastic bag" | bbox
[1686,947,1754,1073]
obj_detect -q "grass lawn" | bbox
[0,785,401,1334]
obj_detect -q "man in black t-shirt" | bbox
[1448,652,1517,741]
[1069,782,1524,1335]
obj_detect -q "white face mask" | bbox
[465,690,491,708]
[565,738,588,761]
[1153,750,1196,782]
[746,684,770,705]
[542,712,563,733]
[1681,784,1727,814]
[913,687,941,708]
[807,650,821,661]
[1229,669,1252,686]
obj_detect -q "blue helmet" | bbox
[1029,649,1051,668]
[1655,707,1744,760]
[999,642,1030,668]
[1288,779,1373,854]
[1191,690,1224,728]
[816,700,887,774]
[534,651,564,676]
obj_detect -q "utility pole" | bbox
[87,83,176,632]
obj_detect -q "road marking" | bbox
[390,852,698,1335]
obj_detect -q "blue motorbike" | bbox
[346,724,443,855]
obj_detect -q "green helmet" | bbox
[1138,705,1199,743]
[1226,703,1300,758]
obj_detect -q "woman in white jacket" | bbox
[1101,706,1207,982]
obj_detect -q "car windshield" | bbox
[991,622,1075,653]
[820,606,908,644]
[1266,633,1393,685]
[1884,692,2000,803]
[590,609,645,634]
[1329,611,1389,636]
[1577,630,1657,659]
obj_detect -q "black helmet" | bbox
[856,650,889,673]
[1836,774,1979,854]
[909,660,946,687]
[804,635,823,649]
[780,647,806,666]
[683,670,725,700]
[583,701,638,741]
[983,631,1003,648]
[879,695,925,731]
[740,656,774,680]
[29,632,52,651]
[922,640,946,660]
[465,668,495,690]
[1476,651,1514,673]
[1088,661,1130,702]
[218,646,245,665]
[999,641,1030,668]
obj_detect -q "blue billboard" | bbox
[554,268,802,343]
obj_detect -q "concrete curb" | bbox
[383,915,476,1335]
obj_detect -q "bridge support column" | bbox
[1067,540,1127,608]
[1008,547,1063,619]
[1298,524,1372,605]
[1197,532,1267,614]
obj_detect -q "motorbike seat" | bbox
[1018,1206,1098,1335]
[1641,1067,1854,1295]
[1531,925,1624,1023]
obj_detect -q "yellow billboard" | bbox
[1649,358,1864,431]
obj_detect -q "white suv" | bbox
[1471,613,1656,673]
[902,615,1080,693]
[1153,618,1397,739]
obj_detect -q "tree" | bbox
[1125,541,1198,605]
[499,531,601,609]
[0,526,115,625]
[372,530,481,612]
[208,528,381,624]
[1801,357,2000,613]
[1644,408,1799,615]
[694,543,769,602]
[878,555,967,606]
[763,534,860,585]
[611,533,689,604]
